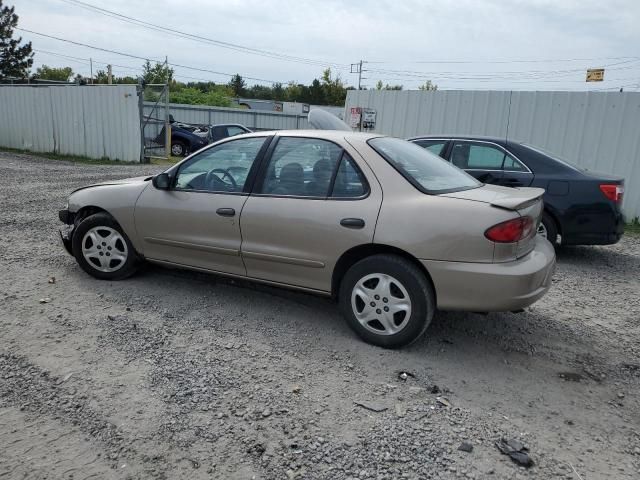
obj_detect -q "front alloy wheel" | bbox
[71,212,139,280]
[81,226,128,273]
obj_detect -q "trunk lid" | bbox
[441,184,545,259]
[440,184,545,210]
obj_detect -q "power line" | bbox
[18,27,285,84]
[370,56,640,65]
[57,0,349,70]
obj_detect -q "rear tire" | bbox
[539,212,559,246]
[71,213,139,280]
[339,254,435,348]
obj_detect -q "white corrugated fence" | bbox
[345,90,640,218]
[0,85,142,162]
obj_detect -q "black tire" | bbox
[171,140,187,157]
[339,254,435,348]
[71,213,139,280]
[540,212,559,246]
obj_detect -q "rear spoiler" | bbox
[490,187,545,211]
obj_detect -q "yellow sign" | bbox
[586,68,605,82]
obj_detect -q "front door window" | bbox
[175,137,266,193]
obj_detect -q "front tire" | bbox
[71,213,139,280]
[171,140,187,157]
[339,254,435,348]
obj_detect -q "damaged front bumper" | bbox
[58,208,74,256]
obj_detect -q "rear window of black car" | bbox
[368,137,480,194]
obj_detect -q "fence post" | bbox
[208,108,212,126]
[137,81,146,163]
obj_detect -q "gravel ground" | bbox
[1,151,639,480]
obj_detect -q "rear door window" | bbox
[451,141,526,171]
[258,137,343,197]
[330,153,368,198]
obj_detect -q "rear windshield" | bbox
[368,137,480,194]
[521,144,586,173]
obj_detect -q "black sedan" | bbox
[409,135,624,246]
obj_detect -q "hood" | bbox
[441,184,545,210]
[71,176,152,194]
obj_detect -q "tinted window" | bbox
[330,153,367,198]
[368,137,479,194]
[260,137,342,197]
[175,137,265,193]
[227,126,248,137]
[413,139,446,157]
[451,142,526,171]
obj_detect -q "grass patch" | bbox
[0,147,139,165]
[626,219,640,235]
[0,147,180,167]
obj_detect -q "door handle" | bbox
[216,207,236,217]
[340,218,365,229]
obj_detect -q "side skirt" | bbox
[146,258,333,297]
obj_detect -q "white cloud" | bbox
[13,0,640,91]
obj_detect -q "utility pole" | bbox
[351,60,367,90]
[90,58,93,84]
[107,64,113,84]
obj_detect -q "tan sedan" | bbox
[59,130,555,347]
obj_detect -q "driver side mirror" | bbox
[152,173,171,190]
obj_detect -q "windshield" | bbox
[368,137,480,194]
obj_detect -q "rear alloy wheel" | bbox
[538,212,559,246]
[339,254,435,348]
[71,213,139,280]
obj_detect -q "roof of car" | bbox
[237,129,383,141]
[408,134,512,145]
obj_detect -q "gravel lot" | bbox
[1,151,639,480]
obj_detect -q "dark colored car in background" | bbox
[409,135,625,246]
[157,118,253,156]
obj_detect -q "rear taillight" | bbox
[485,217,534,243]
[599,184,624,203]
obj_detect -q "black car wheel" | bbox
[538,212,559,245]
[171,140,187,157]
[339,254,435,348]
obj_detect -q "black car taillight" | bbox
[599,184,623,203]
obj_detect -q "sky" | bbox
[11,0,640,92]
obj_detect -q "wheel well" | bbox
[331,243,436,301]
[543,208,562,236]
[74,206,109,225]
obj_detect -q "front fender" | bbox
[68,182,150,252]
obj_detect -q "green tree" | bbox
[320,68,347,106]
[228,73,246,97]
[170,87,232,107]
[142,60,173,84]
[418,80,438,91]
[375,80,403,90]
[272,82,284,100]
[34,65,73,81]
[0,0,33,79]
[284,81,303,102]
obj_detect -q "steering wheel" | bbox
[205,168,237,191]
